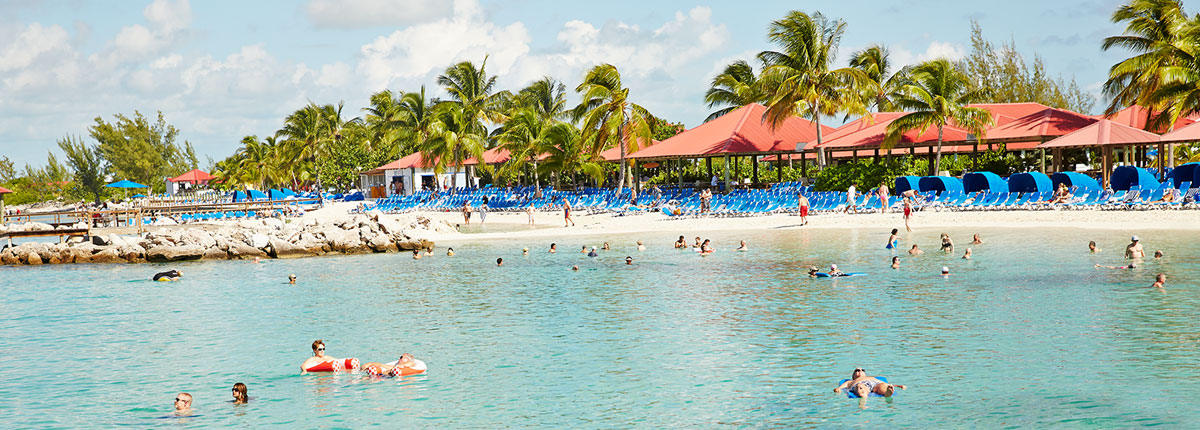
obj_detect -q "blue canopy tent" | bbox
[268,189,287,200]
[248,190,268,201]
[1111,166,1160,191]
[918,176,964,194]
[1166,162,1199,188]
[280,188,297,197]
[1008,172,1053,194]
[963,171,1009,193]
[1051,172,1101,192]
[232,191,247,202]
[894,176,920,195]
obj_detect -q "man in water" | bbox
[625,256,633,265]
[736,240,748,251]
[807,266,820,277]
[971,234,983,244]
[587,247,599,258]
[908,244,924,255]
[1151,273,1166,289]
[152,269,182,282]
[637,240,646,251]
[1089,241,1101,253]
[674,236,687,249]
[496,258,504,266]
[173,392,193,414]
[833,368,907,398]
[300,340,338,373]
[549,243,557,253]
[580,245,588,254]
[288,274,297,284]
[962,248,972,259]
[1126,236,1145,259]
[1153,250,1164,259]
[1096,262,1136,269]
[572,265,579,271]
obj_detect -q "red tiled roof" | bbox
[0,186,12,194]
[629,104,834,159]
[1160,120,1200,143]
[168,169,214,184]
[985,108,1097,142]
[1096,105,1197,133]
[1038,119,1161,149]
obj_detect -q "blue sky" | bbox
[0,0,1131,167]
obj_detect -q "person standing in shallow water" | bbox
[1126,236,1145,259]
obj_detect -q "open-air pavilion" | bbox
[630,103,831,190]
[1037,119,1162,188]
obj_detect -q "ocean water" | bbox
[1,226,1197,428]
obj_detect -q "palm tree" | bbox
[517,76,569,121]
[884,59,994,175]
[572,64,653,192]
[420,103,487,191]
[363,89,404,154]
[540,122,604,187]
[704,60,766,121]
[278,104,326,192]
[758,10,874,168]
[1103,0,1188,167]
[437,59,511,130]
[496,108,554,191]
[396,86,437,155]
[848,45,911,112]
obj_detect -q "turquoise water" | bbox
[2,227,1198,428]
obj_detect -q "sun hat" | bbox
[1131,235,1139,241]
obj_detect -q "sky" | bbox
[0,0,1134,167]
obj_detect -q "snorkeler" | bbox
[152,269,182,282]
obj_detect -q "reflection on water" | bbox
[0,227,1197,427]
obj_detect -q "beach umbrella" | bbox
[105,179,148,201]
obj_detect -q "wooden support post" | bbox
[723,154,730,193]
[777,156,783,182]
[1102,146,1111,188]
[752,155,759,185]
[706,158,713,180]
[1158,143,1166,179]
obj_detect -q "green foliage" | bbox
[316,126,393,192]
[90,111,197,193]
[814,157,927,191]
[0,156,14,182]
[649,116,684,141]
[961,21,1096,113]
[57,135,108,204]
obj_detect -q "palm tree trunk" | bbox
[933,125,944,175]
[616,130,628,192]
[532,159,541,192]
[815,113,826,169]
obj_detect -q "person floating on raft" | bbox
[833,368,907,398]
[300,339,359,373]
[362,353,427,377]
[152,270,182,282]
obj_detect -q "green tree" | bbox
[964,21,1095,113]
[540,122,604,187]
[516,76,569,121]
[57,135,108,204]
[89,111,197,192]
[758,10,874,168]
[496,108,555,191]
[704,60,766,121]
[0,156,14,181]
[571,64,654,191]
[420,103,488,190]
[849,45,911,112]
[885,59,995,175]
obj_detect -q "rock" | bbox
[1,250,19,265]
[203,246,229,260]
[249,233,270,250]
[366,232,397,253]
[179,229,217,249]
[106,234,128,248]
[90,248,123,264]
[145,244,205,262]
[92,235,110,246]
[268,237,312,258]
[397,239,432,251]
[22,249,43,265]
[377,216,406,237]
[262,218,284,230]
[228,241,268,259]
[119,244,146,263]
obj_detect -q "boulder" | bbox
[249,233,270,250]
[366,232,397,253]
[145,244,205,262]
[261,218,284,230]
[203,246,229,260]
[106,234,128,248]
[397,239,433,251]
[228,241,268,259]
[92,235,111,246]
[268,237,312,258]
[24,250,42,265]
[1,249,19,265]
[377,216,406,237]
[179,229,217,249]
[90,248,123,264]
[119,244,146,263]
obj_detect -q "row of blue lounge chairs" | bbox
[179,210,259,222]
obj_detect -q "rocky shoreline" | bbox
[0,211,444,266]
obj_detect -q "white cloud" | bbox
[306,0,454,29]
[890,40,967,68]
[97,0,192,65]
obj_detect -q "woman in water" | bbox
[231,382,248,404]
[962,248,972,259]
[971,234,983,244]
[940,233,954,253]
[891,256,900,269]
[736,240,748,251]
[300,340,339,373]
[833,368,907,397]
[362,353,420,376]
[152,269,182,282]
[885,229,900,249]
[1088,241,1101,253]
[549,243,557,253]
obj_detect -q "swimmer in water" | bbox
[549,243,557,253]
[1088,241,1101,253]
[580,245,588,254]
[891,256,900,269]
[833,368,907,398]
[700,239,714,253]
[497,258,504,266]
[828,264,845,277]
[152,270,182,282]
[1151,273,1166,289]
[587,247,599,257]
[625,256,633,265]
[446,247,455,256]
[808,266,820,278]
[232,383,248,404]
[674,236,687,249]
[1126,236,1145,259]
[908,244,924,255]
[300,340,339,373]
[288,274,297,284]
[602,242,611,250]
[939,233,954,253]
[962,248,972,259]
[173,392,193,414]
[941,266,950,277]
[971,234,983,245]
[523,247,529,256]
[412,249,422,260]
[736,240,748,251]
[1153,250,1164,259]
[362,353,419,376]
[637,241,645,251]
[886,228,900,249]
[571,265,579,271]
[1096,263,1136,269]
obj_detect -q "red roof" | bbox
[629,104,834,159]
[367,152,437,174]
[599,137,658,161]
[464,148,511,166]
[985,108,1097,142]
[168,169,214,184]
[1160,120,1200,143]
[0,186,12,194]
[817,112,973,149]
[969,102,1052,122]
[1097,105,1197,132]
[1039,119,1161,149]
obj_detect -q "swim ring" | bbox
[303,358,360,372]
[364,359,427,377]
[839,376,890,398]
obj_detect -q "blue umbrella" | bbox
[105,179,148,188]
[131,194,147,198]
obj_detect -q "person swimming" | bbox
[674,236,687,249]
[941,266,950,276]
[736,240,748,251]
[939,233,954,253]
[908,244,924,255]
[496,258,504,266]
[637,241,645,251]
[625,256,633,265]
[446,247,455,256]
[587,247,599,258]
[828,264,845,277]
[1088,241,1101,253]
[971,233,983,244]
[549,243,557,253]
[962,248,972,259]
[1096,263,1136,269]
[886,229,900,249]
[152,270,182,282]
[891,256,900,269]
[808,266,820,277]
[288,274,297,284]
[833,368,907,398]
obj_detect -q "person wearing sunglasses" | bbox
[231,383,248,404]
[300,340,339,373]
[173,392,193,413]
[833,368,907,398]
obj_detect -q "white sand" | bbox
[301,205,1200,243]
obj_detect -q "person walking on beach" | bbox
[844,183,859,214]
[1125,236,1145,259]
[479,196,489,224]
[877,183,890,213]
[525,204,535,226]
[462,201,472,225]
[797,192,810,225]
[562,198,575,227]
